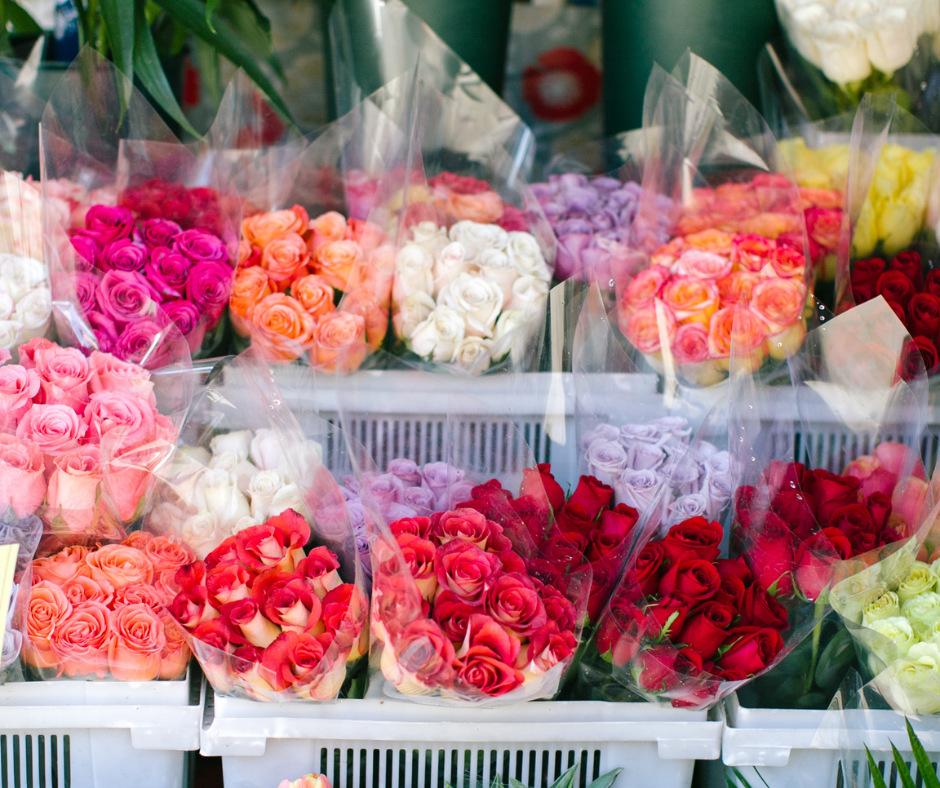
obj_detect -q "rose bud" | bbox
[524,622,576,674]
[169,585,218,630]
[646,592,693,641]
[676,601,734,661]
[261,630,329,691]
[518,463,566,514]
[50,601,112,678]
[433,539,501,604]
[715,626,784,676]
[716,556,753,583]
[795,527,852,601]
[595,597,648,667]
[876,271,916,310]
[828,503,876,541]
[294,546,343,599]
[432,590,477,645]
[805,469,861,525]
[891,250,924,290]
[483,573,547,638]
[498,548,527,575]
[770,490,817,542]
[159,616,191,680]
[464,613,522,666]
[206,562,254,609]
[659,517,723,564]
[322,584,368,659]
[658,553,721,600]
[396,533,438,601]
[868,492,893,530]
[553,502,596,538]
[711,575,747,615]
[566,476,614,520]
[740,584,788,630]
[220,598,281,648]
[586,555,622,621]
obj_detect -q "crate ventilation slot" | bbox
[1,734,70,788]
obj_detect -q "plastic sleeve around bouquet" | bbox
[335,373,590,705]
[0,41,47,178]
[161,351,369,702]
[39,47,238,364]
[381,75,555,375]
[610,53,815,389]
[0,507,41,677]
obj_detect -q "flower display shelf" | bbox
[0,666,203,788]
[199,681,721,788]
[720,692,940,788]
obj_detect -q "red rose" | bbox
[175,561,207,593]
[483,573,547,637]
[390,517,433,539]
[234,523,291,573]
[759,461,807,496]
[433,540,501,603]
[205,537,238,571]
[877,270,916,309]
[646,592,693,640]
[540,585,577,631]
[526,622,576,672]
[321,584,365,646]
[510,495,550,542]
[567,476,614,520]
[465,613,521,665]
[498,548,527,575]
[741,512,795,597]
[805,470,861,525]
[715,667,749,681]
[431,508,495,548]
[253,568,321,631]
[851,258,886,303]
[891,250,924,290]
[192,618,240,654]
[712,575,747,614]
[265,509,312,551]
[541,533,587,572]
[458,483,517,528]
[828,503,875,540]
[588,504,639,561]
[677,601,734,660]
[658,553,721,601]
[907,336,939,376]
[716,557,753,583]
[432,590,477,644]
[525,557,563,589]
[169,586,215,631]
[454,646,524,697]
[393,619,455,687]
[595,596,648,667]
[770,489,817,542]
[586,555,622,621]
[519,464,565,514]
[795,527,851,601]
[659,518,723,564]
[887,300,907,324]
[868,492,892,530]
[740,583,788,630]
[636,543,666,597]
[635,645,681,692]
[260,630,327,691]
[907,292,940,342]
[554,501,596,538]
[716,627,784,675]
[927,269,940,299]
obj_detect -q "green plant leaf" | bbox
[585,768,621,788]
[204,0,218,32]
[193,36,220,107]
[509,778,527,788]
[548,764,579,788]
[133,0,198,136]
[152,0,292,121]
[814,627,856,692]
[490,776,503,788]
[214,0,283,80]
[2,0,41,34]
[865,745,889,788]
[906,719,940,788]
[100,0,135,96]
[890,740,918,788]
[728,767,753,788]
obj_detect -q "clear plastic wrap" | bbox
[0,506,41,679]
[158,352,369,701]
[0,41,46,178]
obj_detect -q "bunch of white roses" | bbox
[392,220,552,373]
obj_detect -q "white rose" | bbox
[866,8,916,72]
[250,429,291,474]
[266,482,310,521]
[393,289,436,340]
[478,248,520,303]
[208,451,259,493]
[898,562,937,604]
[814,20,873,83]
[409,306,466,362]
[491,309,531,364]
[902,592,940,638]
[433,241,469,297]
[448,220,508,263]
[210,430,254,461]
[148,500,191,535]
[393,243,434,305]
[439,273,504,338]
[450,336,494,372]
[866,615,919,664]
[410,221,448,250]
[508,275,549,318]
[0,255,47,303]
[0,320,23,350]
[0,291,14,320]
[231,516,259,534]
[788,4,829,65]
[506,232,550,282]
[248,469,286,520]
[15,287,52,338]
[192,468,251,531]
[873,642,940,715]
[181,511,224,560]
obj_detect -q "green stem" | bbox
[803,596,826,695]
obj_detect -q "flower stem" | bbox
[803,597,826,696]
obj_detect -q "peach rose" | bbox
[707,305,767,359]
[84,544,154,589]
[341,289,388,349]
[24,580,72,669]
[623,266,670,312]
[621,303,677,355]
[112,582,165,611]
[660,277,720,325]
[245,294,316,362]
[310,211,348,253]
[650,237,686,268]
[123,531,153,549]
[243,208,306,249]
[60,574,114,607]
[737,212,800,239]
[672,323,710,364]
[749,277,806,334]
[230,266,274,322]
[261,233,310,285]
[315,312,367,373]
[683,229,735,256]
[0,433,46,518]
[32,546,88,584]
[46,445,101,533]
[108,603,167,681]
[731,234,777,272]
[717,271,761,304]
[145,536,194,574]
[50,601,111,677]
[291,274,336,321]
[313,240,362,292]
[345,218,386,255]
[159,615,191,680]
[446,191,504,224]
[671,250,732,280]
[771,248,806,279]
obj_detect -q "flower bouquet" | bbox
[21,531,193,681]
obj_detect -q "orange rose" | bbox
[621,303,676,355]
[682,229,735,256]
[237,240,261,268]
[84,544,154,589]
[707,305,767,359]
[32,545,88,584]
[24,580,73,669]
[446,191,504,224]
[717,271,761,304]
[245,293,316,362]
[60,574,114,607]
[731,234,776,273]
[262,232,310,284]
[242,208,306,249]
[341,289,389,349]
[737,212,800,239]
[50,601,111,677]
[159,615,191,680]
[660,277,719,326]
[292,274,336,321]
[313,240,362,292]
[315,311,367,373]
[108,603,167,681]
[800,187,844,210]
[230,266,274,326]
[771,248,806,279]
[310,211,348,253]
[749,277,806,334]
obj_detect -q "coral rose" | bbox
[262,232,310,284]
[291,274,336,320]
[749,278,805,334]
[314,311,367,373]
[660,277,720,326]
[230,266,274,323]
[243,208,306,249]
[84,544,154,589]
[621,303,677,355]
[314,240,362,292]
[24,580,73,669]
[707,305,767,361]
[108,603,167,681]
[245,294,316,362]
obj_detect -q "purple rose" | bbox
[555,234,591,280]
[556,218,594,236]
[420,462,465,500]
[556,173,589,190]
[145,248,191,300]
[84,205,134,244]
[185,260,233,328]
[614,469,663,521]
[87,311,118,353]
[440,480,475,510]
[104,239,149,273]
[619,424,662,445]
[140,218,182,249]
[69,231,101,270]
[579,423,621,452]
[387,458,422,486]
[584,439,629,487]
[591,177,621,191]
[668,462,702,497]
[380,502,417,524]
[580,246,613,284]
[174,228,228,264]
[626,442,667,472]
[667,493,708,526]
[363,473,405,506]
[561,186,599,213]
[114,319,167,365]
[402,485,435,516]
[96,270,155,326]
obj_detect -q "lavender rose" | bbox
[387,458,422,486]
[579,422,621,452]
[620,424,662,446]
[363,473,405,506]
[614,468,662,514]
[626,442,667,472]
[667,493,708,526]
[174,229,228,264]
[402,485,435,515]
[585,439,629,486]
[421,462,465,501]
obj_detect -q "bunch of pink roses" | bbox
[68,204,233,360]
[0,337,177,537]
[23,531,193,681]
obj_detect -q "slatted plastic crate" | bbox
[0,668,202,788]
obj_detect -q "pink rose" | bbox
[108,603,167,681]
[893,477,929,535]
[0,363,39,422]
[103,240,149,273]
[672,323,710,364]
[32,343,91,411]
[875,442,926,481]
[84,205,134,244]
[0,433,45,517]
[671,250,732,280]
[114,320,173,366]
[621,303,677,355]
[95,270,157,327]
[46,445,102,533]
[433,540,501,604]
[482,572,547,637]
[88,351,155,405]
[623,267,670,312]
[84,390,155,448]
[101,436,169,522]
[16,404,85,465]
[431,508,494,548]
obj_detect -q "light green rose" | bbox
[872,642,940,716]
[901,592,940,638]
[865,615,919,664]
[862,590,901,626]
[930,557,940,582]
[897,562,937,604]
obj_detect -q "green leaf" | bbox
[814,627,856,692]
[728,768,753,788]
[890,740,918,788]
[100,0,135,103]
[214,0,284,80]
[509,778,527,788]
[585,768,621,788]
[205,0,218,31]
[906,719,940,788]
[548,764,579,788]
[490,776,503,788]
[152,0,292,122]
[2,0,41,34]
[865,746,889,788]
[193,36,220,106]
[133,0,199,137]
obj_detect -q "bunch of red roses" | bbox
[594,517,788,708]
[169,509,368,702]
[849,251,940,373]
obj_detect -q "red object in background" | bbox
[522,46,602,123]
[233,94,288,148]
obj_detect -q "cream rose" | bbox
[450,337,494,372]
[192,468,251,531]
[814,20,872,83]
[0,291,14,320]
[506,232,550,282]
[0,255,47,303]
[210,430,254,461]
[898,562,937,604]
[491,309,531,364]
[448,221,508,263]
[410,221,448,251]
[873,642,940,715]
[180,512,223,560]
[862,590,901,625]
[508,275,549,318]
[208,451,258,493]
[433,242,469,297]
[409,306,466,362]
[250,429,291,474]
[439,273,504,338]
[393,290,436,340]
[15,287,52,339]
[866,8,916,73]
[902,592,940,638]
[866,615,919,664]
[0,320,23,350]
[394,244,434,304]
[248,469,286,520]
[478,248,520,303]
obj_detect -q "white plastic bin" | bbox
[0,667,203,788]
[200,686,721,788]
[721,692,940,788]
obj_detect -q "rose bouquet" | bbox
[21,531,192,681]
[0,337,184,539]
[0,509,41,678]
[278,775,331,788]
[169,510,368,701]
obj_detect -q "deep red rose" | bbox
[759,461,807,496]
[498,548,527,575]
[715,556,753,584]
[541,533,587,572]
[635,645,681,692]
[742,512,795,597]
[828,503,875,540]
[525,557,564,589]
[740,583,788,631]
[586,555,622,621]
[636,542,666,597]
[519,464,565,514]
[851,532,877,553]
[456,486,517,531]
[805,470,861,525]
[891,250,924,290]
[659,517,723,564]
[646,592,694,640]
[878,527,903,547]
[868,492,892,530]
[907,292,940,342]
[877,271,916,309]
[771,489,818,542]
[927,269,940,299]
[734,486,768,520]
[851,258,886,302]
[511,495,551,542]
[712,574,747,614]
[554,502,596,538]
[715,626,784,675]
[595,596,648,667]
[567,476,614,520]
[432,590,477,644]
[677,601,734,660]
[714,667,749,681]
[794,527,852,601]
[589,504,639,561]
[906,336,940,376]
[658,553,721,601]
[886,300,907,325]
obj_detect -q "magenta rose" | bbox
[70,232,101,269]
[104,240,149,273]
[185,260,232,328]
[66,271,101,315]
[96,271,156,326]
[140,219,182,249]
[115,320,171,366]
[162,301,205,351]
[482,572,548,637]
[87,312,119,354]
[174,229,228,263]
[144,248,191,299]
[84,205,134,244]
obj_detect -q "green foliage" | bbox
[446,763,622,788]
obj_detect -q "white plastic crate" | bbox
[200,683,721,788]
[0,667,203,788]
